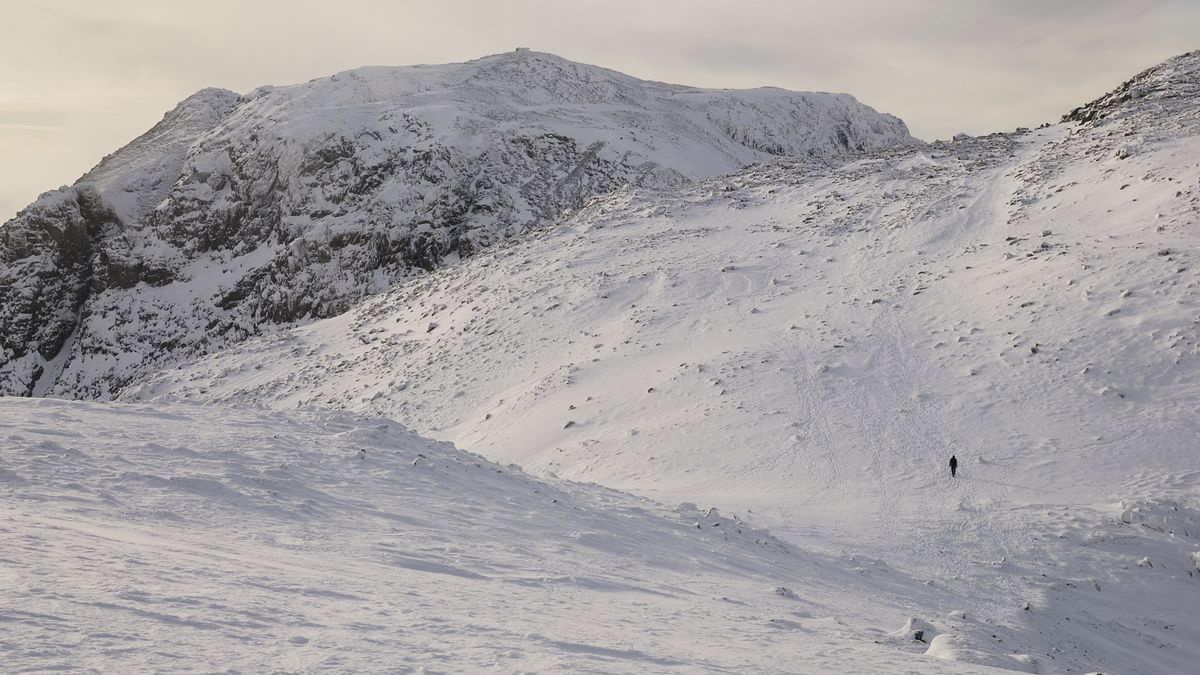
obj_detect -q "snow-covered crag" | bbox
[0,49,914,398]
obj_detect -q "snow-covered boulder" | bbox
[924,633,1038,672]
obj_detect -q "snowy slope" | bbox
[2,398,1019,674]
[0,49,914,400]
[127,52,1200,673]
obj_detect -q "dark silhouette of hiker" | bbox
[949,455,958,478]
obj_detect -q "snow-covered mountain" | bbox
[5,48,1200,674]
[0,49,914,399]
[123,51,1200,673]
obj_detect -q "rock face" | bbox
[0,49,915,398]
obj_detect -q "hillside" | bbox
[0,49,913,399]
[125,51,1200,673]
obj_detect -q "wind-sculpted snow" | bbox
[2,398,1011,673]
[129,51,1200,673]
[0,49,914,399]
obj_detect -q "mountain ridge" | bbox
[1064,49,1200,124]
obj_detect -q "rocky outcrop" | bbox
[1063,50,1200,125]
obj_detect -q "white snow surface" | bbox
[3,398,1006,674]
[124,53,1200,673]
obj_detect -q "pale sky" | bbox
[2,0,1198,222]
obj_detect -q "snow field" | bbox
[3,398,1010,673]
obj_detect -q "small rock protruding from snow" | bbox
[890,617,939,644]
[773,586,799,600]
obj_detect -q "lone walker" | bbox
[949,455,958,478]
